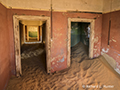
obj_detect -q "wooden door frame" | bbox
[13,15,51,76]
[67,18,95,67]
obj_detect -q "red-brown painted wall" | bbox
[101,10,120,70]
[0,3,10,90]
[51,12,102,72]
[7,9,102,73]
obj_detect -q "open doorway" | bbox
[19,20,47,73]
[67,18,95,67]
[19,20,46,44]
[71,22,90,54]
[13,15,51,76]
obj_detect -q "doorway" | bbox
[13,15,51,76]
[67,18,95,67]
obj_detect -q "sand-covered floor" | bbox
[6,42,120,90]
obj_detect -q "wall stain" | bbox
[58,57,64,63]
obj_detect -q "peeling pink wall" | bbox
[51,12,102,72]
[7,9,102,73]
[101,10,120,70]
[0,3,10,90]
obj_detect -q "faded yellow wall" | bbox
[2,0,51,10]
[20,20,45,26]
[52,0,103,12]
[1,0,103,12]
[1,0,120,13]
[103,0,120,13]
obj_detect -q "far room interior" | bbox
[71,22,90,58]
[19,20,47,74]
[19,20,46,44]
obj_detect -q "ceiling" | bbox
[20,20,46,26]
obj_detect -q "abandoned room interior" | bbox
[0,0,120,90]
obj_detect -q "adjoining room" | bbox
[19,20,47,74]
[71,22,90,61]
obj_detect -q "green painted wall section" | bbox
[29,31,37,37]
[71,22,81,47]
[71,22,90,47]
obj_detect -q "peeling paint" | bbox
[60,49,64,55]
[94,49,97,53]
[51,55,62,62]
[114,52,120,56]
[112,39,117,42]
[52,62,55,65]
[94,53,99,57]
[94,37,98,43]
[58,57,64,63]
[117,62,120,69]
[115,62,120,74]
[102,48,109,53]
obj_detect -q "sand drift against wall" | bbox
[6,42,120,90]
